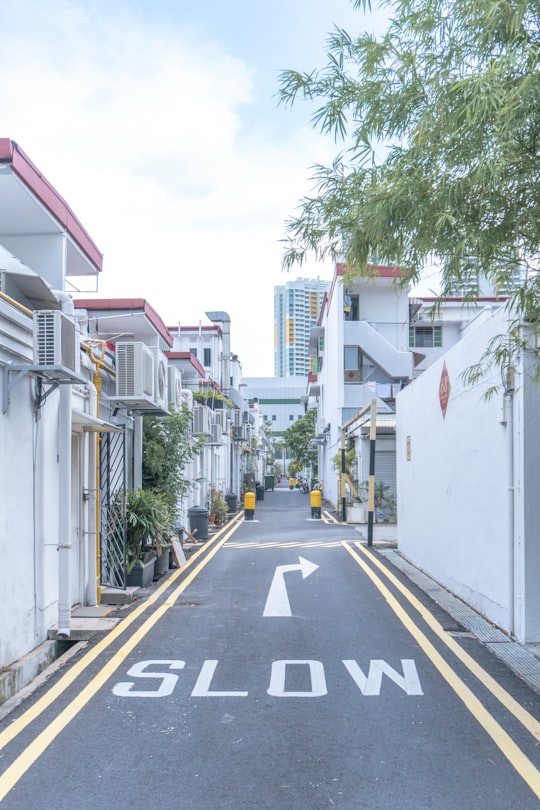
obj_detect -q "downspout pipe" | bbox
[86,379,98,607]
[55,291,76,639]
[504,379,515,637]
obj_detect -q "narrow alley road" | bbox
[1,484,540,809]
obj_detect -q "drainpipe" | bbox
[86,379,98,607]
[133,415,143,489]
[504,373,515,636]
[55,292,75,639]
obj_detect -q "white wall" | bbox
[396,308,513,632]
[0,303,60,665]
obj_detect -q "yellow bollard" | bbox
[244,491,255,520]
[289,477,294,490]
[310,488,322,519]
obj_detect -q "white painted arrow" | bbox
[263,556,319,617]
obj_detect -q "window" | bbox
[272,415,277,421]
[203,348,211,366]
[409,325,442,348]
[289,415,294,421]
[344,345,362,382]
[344,294,359,320]
[189,347,197,357]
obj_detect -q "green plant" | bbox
[143,403,204,519]
[124,488,176,572]
[361,480,397,523]
[192,389,234,409]
[208,487,228,524]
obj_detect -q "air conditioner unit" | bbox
[33,310,81,379]
[151,348,169,413]
[233,408,242,426]
[168,366,183,409]
[212,410,228,431]
[232,425,244,442]
[193,405,211,435]
[242,410,249,424]
[210,423,222,444]
[115,341,155,408]
[181,389,193,411]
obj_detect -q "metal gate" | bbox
[99,428,127,588]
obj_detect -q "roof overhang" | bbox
[71,409,124,432]
[0,245,59,309]
[75,298,173,349]
[0,139,102,278]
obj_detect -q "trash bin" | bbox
[256,484,265,501]
[225,493,238,514]
[264,475,275,491]
[187,505,209,541]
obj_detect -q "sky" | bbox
[1,0,390,376]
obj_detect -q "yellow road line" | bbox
[322,511,340,524]
[342,542,540,799]
[225,541,346,549]
[0,521,242,801]
[0,514,243,754]
[351,542,540,743]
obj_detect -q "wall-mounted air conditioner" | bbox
[151,348,169,413]
[209,423,223,444]
[233,408,242,427]
[33,310,81,379]
[167,366,183,409]
[232,424,248,442]
[181,389,193,412]
[213,410,228,431]
[193,404,211,435]
[115,341,155,409]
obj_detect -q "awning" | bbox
[71,409,124,433]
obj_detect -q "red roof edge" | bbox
[166,351,206,377]
[0,138,103,272]
[74,298,173,347]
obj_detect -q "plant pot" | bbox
[126,556,156,588]
[154,544,171,577]
[346,504,367,524]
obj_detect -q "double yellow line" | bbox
[344,541,540,799]
[0,515,243,801]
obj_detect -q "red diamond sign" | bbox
[439,361,451,417]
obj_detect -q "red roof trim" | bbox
[336,261,402,278]
[166,351,206,377]
[0,139,103,272]
[74,298,173,347]
[167,324,223,336]
[418,296,509,303]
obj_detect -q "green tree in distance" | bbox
[279,0,540,382]
[283,408,318,473]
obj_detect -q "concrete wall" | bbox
[396,308,513,633]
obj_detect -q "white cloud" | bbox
[1,0,338,374]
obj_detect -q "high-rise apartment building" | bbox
[274,277,330,377]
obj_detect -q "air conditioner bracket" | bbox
[2,363,85,414]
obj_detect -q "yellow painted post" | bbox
[367,399,377,547]
[244,491,256,520]
[310,488,322,519]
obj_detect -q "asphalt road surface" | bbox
[1,483,540,809]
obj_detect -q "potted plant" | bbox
[125,488,175,586]
[208,487,228,526]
